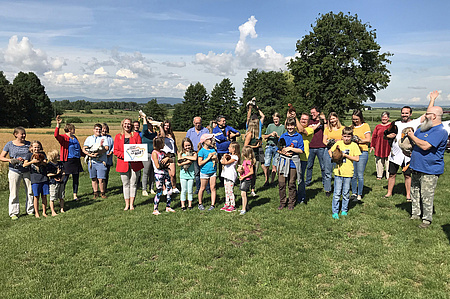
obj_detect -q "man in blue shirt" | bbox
[213,115,240,183]
[408,102,448,228]
[186,117,210,193]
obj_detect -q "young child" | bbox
[23,141,49,218]
[151,137,175,215]
[328,126,361,219]
[197,134,218,211]
[46,150,65,216]
[239,146,255,215]
[277,117,304,210]
[220,142,240,212]
[177,137,197,211]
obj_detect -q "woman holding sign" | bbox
[114,118,144,210]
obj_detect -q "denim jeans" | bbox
[352,151,369,196]
[297,161,307,202]
[305,147,326,186]
[332,176,352,214]
[323,150,335,192]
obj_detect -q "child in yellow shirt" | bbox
[328,127,361,219]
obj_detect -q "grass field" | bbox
[0,109,449,298]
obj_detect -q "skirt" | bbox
[63,158,83,175]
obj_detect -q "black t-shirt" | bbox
[26,153,49,184]
[47,161,64,184]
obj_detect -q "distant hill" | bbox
[52,96,184,105]
[366,102,428,109]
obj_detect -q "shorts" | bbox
[239,179,251,192]
[388,161,412,176]
[88,162,108,179]
[264,145,279,167]
[200,172,217,179]
[32,182,50,197]
[253,147,265,163]
[49,183,64,201]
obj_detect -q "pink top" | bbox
[242,159,253,181]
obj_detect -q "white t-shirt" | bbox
[389,117,422,166]
[221,154,238,182]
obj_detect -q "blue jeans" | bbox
[323,150,335,192]
[297,160,308,202]
[332,176,352,214]
[352,151,369,196]
[306,147,326,186]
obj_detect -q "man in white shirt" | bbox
[384,92,437,200]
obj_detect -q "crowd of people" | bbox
[1,92,448,228]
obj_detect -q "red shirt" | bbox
[308,119,326,148]
[371,123,391,158]
[114,133,144,173]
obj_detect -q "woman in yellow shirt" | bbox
[322,112,344,197]
[351,109,371,202]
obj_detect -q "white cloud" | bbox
[194,16,289,76]
[94,67,108,75]
[162,61,186,68]
[116,68,138,79]
[3,35,66,74]
[175,83,187,90]
[410,97,421,102]
[392,98,404,102]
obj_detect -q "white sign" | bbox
[124,144,148,162]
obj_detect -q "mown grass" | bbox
[0,150,449,298]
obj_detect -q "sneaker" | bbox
[182,207,187,211]
[166,207,175,213]
[11,215,18,220]
[341,211,348,216]
[153,210,160,215]
[410,215,421,220]
[163,190,167,195]
[325,191,332,197]
[207,205,215,211]
[418,220,431,229]
[198,204,205,211]
[226,206,236,212]
[150,189,156,195]
[332,213,339,219]
[240,210,247,215]
[350,194,357,201]
[220,205,230,211]
[172,188,180,194]
[250,191,257,197]
[142,190,149,196]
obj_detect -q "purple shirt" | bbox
[186,126,210,151]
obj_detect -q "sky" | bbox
[1,0,450,105]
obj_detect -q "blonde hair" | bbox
[120,118,136,139]
[241,146,256,166]
[47,150,59,162]
[29,140,43,152]
[229,142,241,164]
[327,112,342,132]
[247,119,259,139]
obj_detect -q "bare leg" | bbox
[50,200,58,216]
[34,196,40,218]
[385,174,396,197]
[241,191,248,212]
[60,199,65,213]
[42,195,48,217]
[262,164,269,183]
[198,179,207,205]
[404,174,411,199]
[271,165,277,184]
[210,176,216,206]
[130,197,135,210]
[124,198,130,210]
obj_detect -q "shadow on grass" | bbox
[441,224,450,245]
[105,186,125,196]
[306,187,324,202]
[65,197,97,211]
[249,196,270,210]
[395,201,412,215]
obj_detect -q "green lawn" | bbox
[0,151,449,298]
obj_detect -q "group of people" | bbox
[1,92,448,227]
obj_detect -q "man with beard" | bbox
[407,101,447,228]
[213,115,240,183]
[384,91,438,201]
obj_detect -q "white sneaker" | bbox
[150,189,156,195]
[172,188,180,194]
[142,190,149,196]
[250,191,257,197]
[163,190,167,195]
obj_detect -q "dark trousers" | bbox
[279,168,297,208]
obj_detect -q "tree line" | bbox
[1,12,392,130]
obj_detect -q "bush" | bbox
[63,117,83,123]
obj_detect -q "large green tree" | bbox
[172,82,209,131]
[287,12,392,117]
[241,69,292,126]
[206,78,239,128]
[142,98,168,122]
[13,72,53,127]
[0,72,28,127]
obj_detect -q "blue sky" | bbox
[1,0,449,105]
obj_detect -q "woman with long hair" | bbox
[370,111,391,180]
[351,109,371,202]
[114,118,144,210]
[54,115,83,201]
[322,112,344,197]
[158,120,179,193]
[244,119,263,196]
[0,127,34,219]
